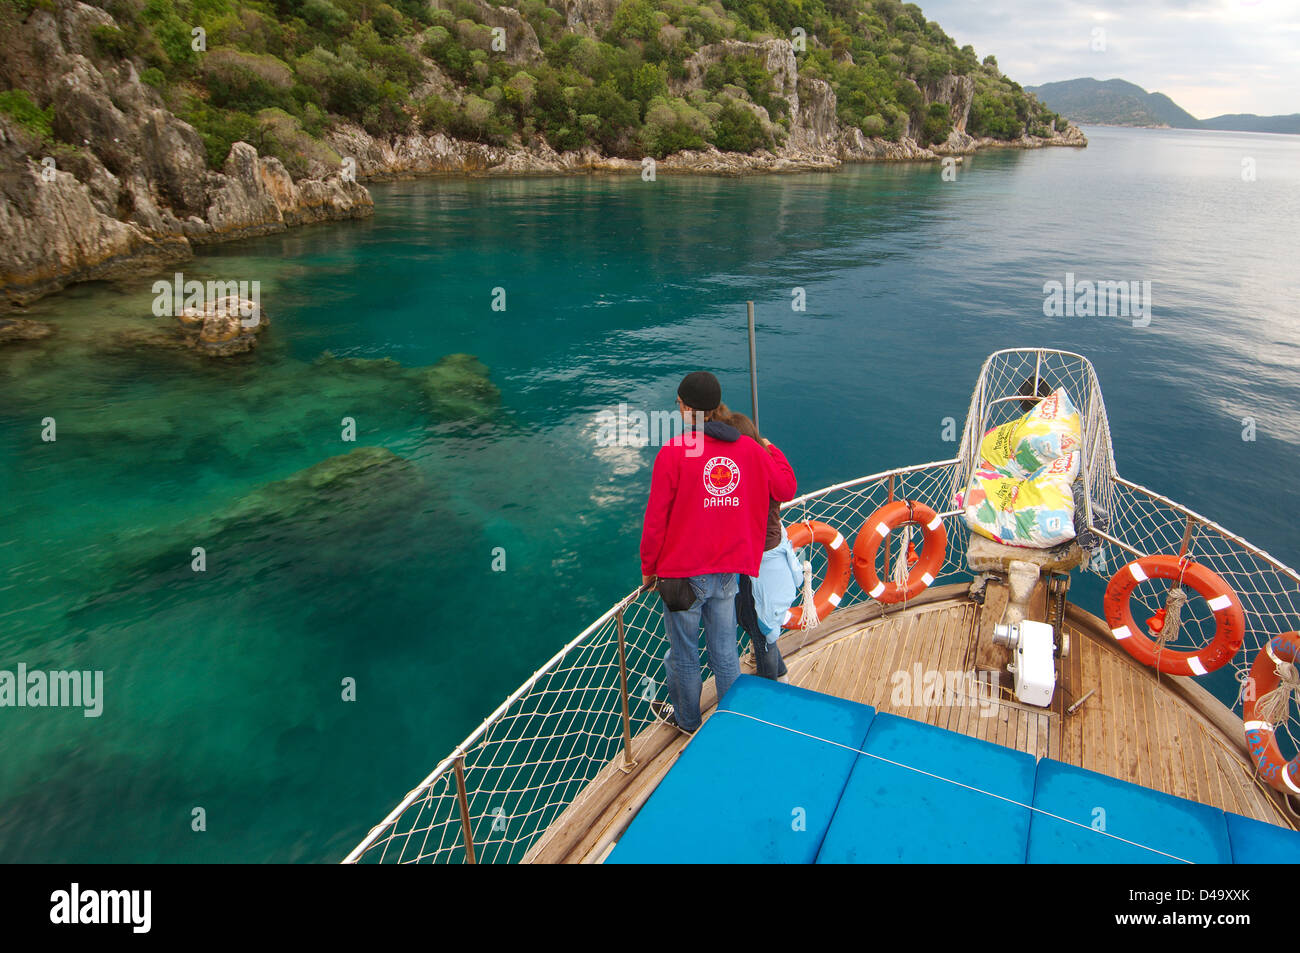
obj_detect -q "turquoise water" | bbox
[1,125,1298,862]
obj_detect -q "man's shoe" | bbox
[649,699,697,735]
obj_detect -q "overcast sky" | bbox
[917,0,1299,118]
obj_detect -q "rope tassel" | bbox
[1147,586,1187,651]
[1258,658,1300,728]
[800,558,819,630]
[891,523,914,587]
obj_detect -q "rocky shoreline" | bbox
[0,1,1085,315]
[329,125,1085,181]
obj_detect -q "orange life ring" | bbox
[1243,632,1300,795]
[851,501,947,604]
[782,520,852,629]
[1102,556,1245,676]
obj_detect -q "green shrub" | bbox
[255,106,341,177]
[608,0,657,42]
[859,112,886,136]
[203,51,296,112]
[370,2,403,38]
[920,101,950,144]
[181,99,262,167]
[711,101,769,153]
[141,0,201,70]
[701,55,783,120]
[571,83,638,153]
[968,90,1020,138]
[92,24,132,58]
[0,88,53,139]
[423,26,475,83]
[623,62,667,114]
[641,96,709,157]
[302,0,347,32]
[501,71,537,120]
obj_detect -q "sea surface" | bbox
[1,125,1297,861]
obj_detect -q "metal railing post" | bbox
[453,757,477,864]
[615,605,639,773]
[885,473,895,570]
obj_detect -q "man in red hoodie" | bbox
[640,372,797,733]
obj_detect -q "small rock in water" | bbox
[177,296,268,356]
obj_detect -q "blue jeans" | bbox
[661,572,741,731]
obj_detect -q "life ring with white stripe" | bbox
[851,501,947,604]
[1243,632,1300,795]
[1102,556,1245,676]
[782,520,851,629]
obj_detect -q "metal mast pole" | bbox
[747,300,759,430]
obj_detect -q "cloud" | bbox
[918,0,1300,117]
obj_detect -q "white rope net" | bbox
[343,349,1300,863]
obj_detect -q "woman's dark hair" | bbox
[713,402,761,441]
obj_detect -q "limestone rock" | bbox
[553,0,622,35]
[0,317,54,344]
[0,118,190,309]
[0,0,374,311]
[444,0,542,64]
[177,294,267,357]
[926,74,975,135]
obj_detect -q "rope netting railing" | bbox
[342,459,970,864]
[955,348,1116,532]
[344,348,1299,863]
[1083,477,1300,758]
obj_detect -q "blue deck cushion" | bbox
[1027,759,1232,864]
[606,675,875,864]
[815,712,1037,863]
[1225,811,1300,863]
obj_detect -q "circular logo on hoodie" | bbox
[703,456,741,496]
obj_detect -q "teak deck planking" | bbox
[523,587,1293,863]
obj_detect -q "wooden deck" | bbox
[524,585,1295,863]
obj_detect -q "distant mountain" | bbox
[1199,114,1300,135]
[1027,78,1299,135]
[1026,78,1198,128]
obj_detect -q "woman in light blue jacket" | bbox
[718,407,803,681]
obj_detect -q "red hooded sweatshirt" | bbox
[640,420,797,579]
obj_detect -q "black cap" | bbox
[677,371,721,411]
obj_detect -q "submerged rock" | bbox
[312,351,407,378]
[107,326,198,353]
[0,317,53,345]
[313,349,502,424]
[72,447,436,613]
[209,446,417,529]
[417,353,502,422]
